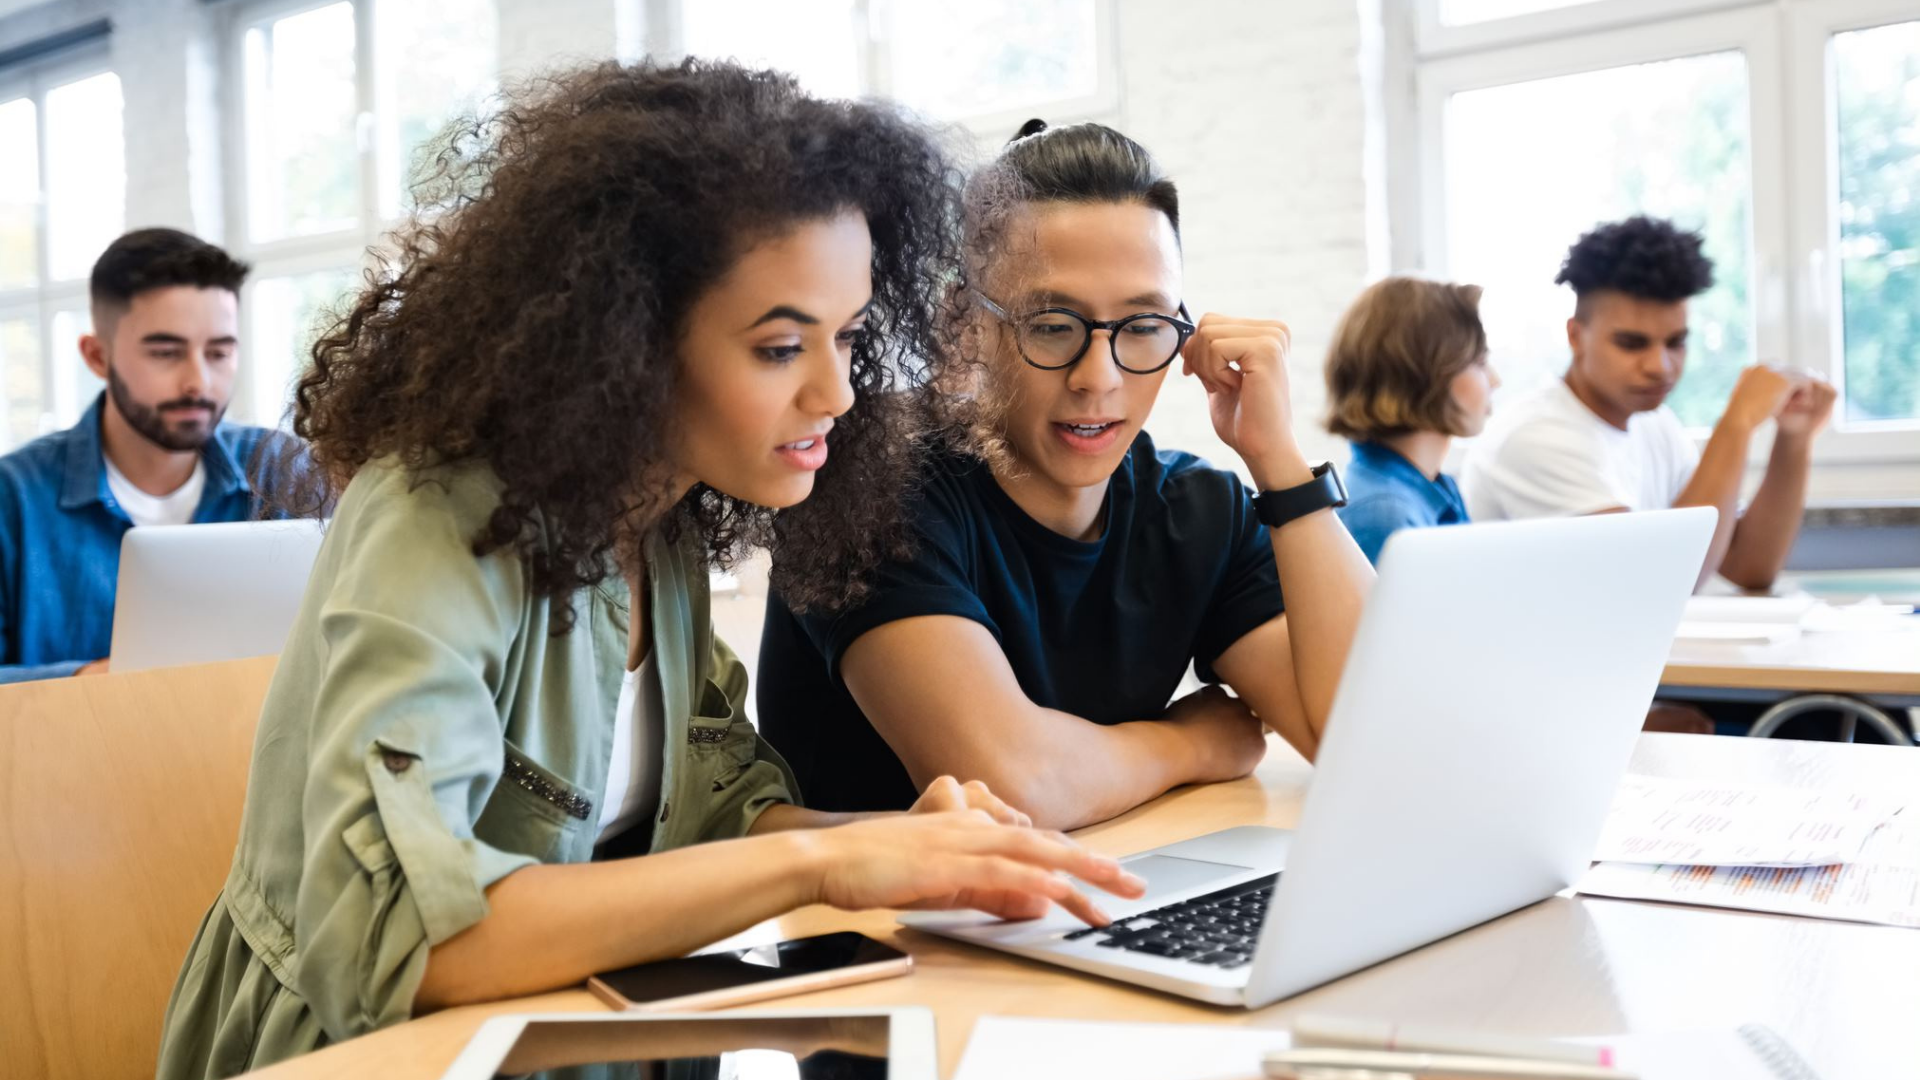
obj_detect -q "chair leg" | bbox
[1747,694,1912,746]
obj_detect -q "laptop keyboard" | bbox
[1061,872,1278,969]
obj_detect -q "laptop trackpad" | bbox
[1121,854,1253,904]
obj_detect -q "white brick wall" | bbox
[1114,0,1377,472]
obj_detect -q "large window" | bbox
[1443,51,1753,426]
[1415,0,1920,462]
[1834,18,1920,426]
[228,0,497,427]
[676,0,1114,132]
[0,58,122,450]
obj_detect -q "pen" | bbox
[1263,1048,1633,1080]
[1290,1016,1616,1067]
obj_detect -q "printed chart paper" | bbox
[1580,817,1920,929]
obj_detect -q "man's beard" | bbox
[107,364,225,452]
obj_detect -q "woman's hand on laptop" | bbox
[907,774,1033,827]
[802,811,1147,926]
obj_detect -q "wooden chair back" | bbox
[0,656,278,1079]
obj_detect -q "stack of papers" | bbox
[1674,594,1916,645]
[1580,777,1919,928]
[1593,776,1904,867]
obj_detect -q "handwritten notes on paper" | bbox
[1593,776,1904,868]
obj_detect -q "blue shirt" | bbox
[1337,440,1470,565]
[0,395,301,682]
[756,431,1286,813]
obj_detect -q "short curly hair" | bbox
[285,59,973,627]
[1557,215,1714,315]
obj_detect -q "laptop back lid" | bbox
[110,519,326,673]
[1245,508,1713,1007]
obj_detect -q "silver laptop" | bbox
[900,507,1715,1007]
[109,519,327,673]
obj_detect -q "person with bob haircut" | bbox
[156,63,1143,1080]
[1323,275,1499,564]
[756,119,1374,832]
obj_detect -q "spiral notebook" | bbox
[1588,1025,1823,1080]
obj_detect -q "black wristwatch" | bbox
[1253,462,1347,528]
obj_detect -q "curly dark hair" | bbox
[285,59,972,627]
[1556,215,1714,312]
[90,228,250,311]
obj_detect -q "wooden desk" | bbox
[246,734,1920,1079]
[1662,622,1920,700]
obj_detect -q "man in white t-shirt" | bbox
[1464,215,1835,592]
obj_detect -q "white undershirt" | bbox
[105,457,206,527]
[597,653,665,841]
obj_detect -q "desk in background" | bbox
[1661,568,1920,743]
[246,733,1920,1080]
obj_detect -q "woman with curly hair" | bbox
[156,62,1141,1080]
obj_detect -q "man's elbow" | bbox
[1719,561,1779,593]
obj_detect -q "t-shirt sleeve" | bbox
[1477,420,1631,518]
[1192,476,1285,682]
[793,477,998,679]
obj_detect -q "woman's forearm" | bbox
[415,830,824,1012]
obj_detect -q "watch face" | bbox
[1321,463,1348,506]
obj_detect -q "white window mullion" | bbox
[354,0,379,248]
[1744,9,1792,388]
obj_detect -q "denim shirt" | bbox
[0,394,297,682]
[1336,440,1470,565]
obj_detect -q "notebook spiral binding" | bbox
[1738,1025,1823,1080]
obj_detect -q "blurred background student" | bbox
[1324,276,1497,564]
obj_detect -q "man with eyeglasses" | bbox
[0,228,302,682]
[755,121,1373,831]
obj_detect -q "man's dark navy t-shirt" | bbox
[756,431,1285,812]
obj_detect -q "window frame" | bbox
[1407,0,1920,464]
[660,0,1122,137]
[219,0,501,428]
[0,45,118,447]
[1417,0,1759,59]
[1785,0,1920,459]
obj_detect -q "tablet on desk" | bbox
[441,1008,936,1080]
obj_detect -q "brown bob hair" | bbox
[1323,276,1487,441]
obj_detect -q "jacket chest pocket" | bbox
[477,745,595,863]
[684,675,759,792]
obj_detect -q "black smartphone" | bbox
[586,931,913,1011]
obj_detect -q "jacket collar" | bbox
[58,392,251,512]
